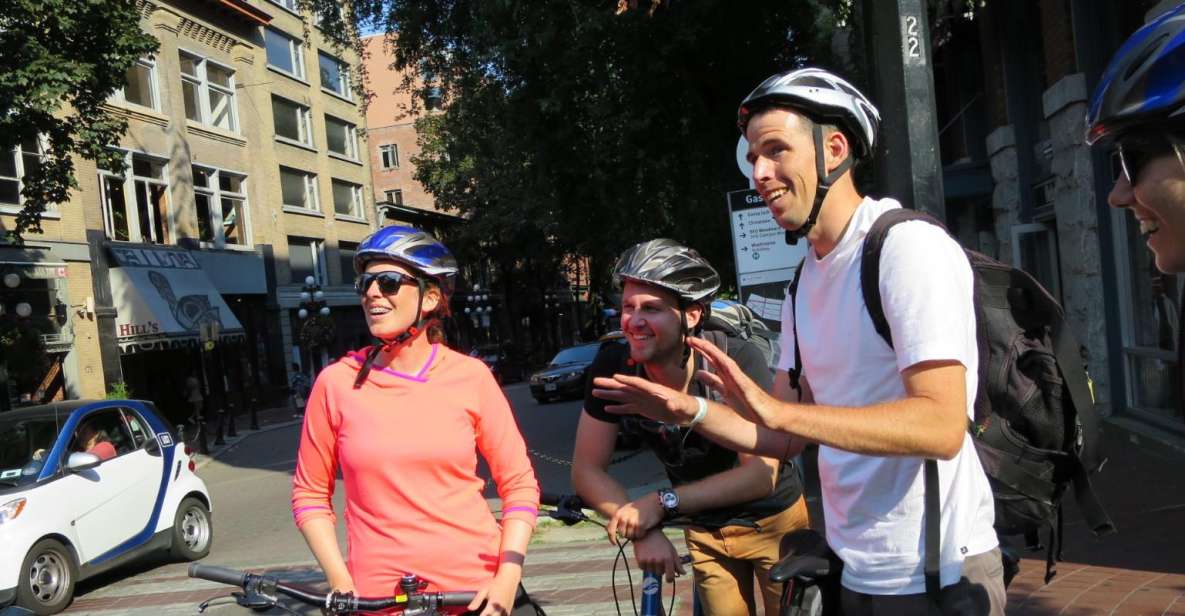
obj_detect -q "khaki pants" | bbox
[839,547,1007,616]
[685,496,811,616]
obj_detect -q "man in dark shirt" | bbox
[571,239,808,616]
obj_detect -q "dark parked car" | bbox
[529,343,602,403]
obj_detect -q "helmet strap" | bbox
[785,123,854,245]
[352,279,433,389]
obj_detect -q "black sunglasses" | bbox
[1114,136,1180,183]
[355,271,419,295]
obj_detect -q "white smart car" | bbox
[0,400,213,615]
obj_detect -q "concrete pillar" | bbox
[985,126,1021,265]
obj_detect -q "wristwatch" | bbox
[657,488,680,518]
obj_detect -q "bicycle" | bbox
[188,563,478,615]
[540,492,699,616]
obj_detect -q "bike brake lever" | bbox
[232,590,276,609]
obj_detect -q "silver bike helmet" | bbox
[613,239,721,305]
[737,68,881,243]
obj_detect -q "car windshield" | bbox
[0,414,61,488]
[549,344,600,367]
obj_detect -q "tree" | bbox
[0,0,158,238]
[314,0,846,310]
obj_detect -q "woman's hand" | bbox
[468,569,521,616]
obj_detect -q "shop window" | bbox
[193,166,249,248]
[100,151,172,245]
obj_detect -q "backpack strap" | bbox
[786,258,806,395]
[859,207,950,604]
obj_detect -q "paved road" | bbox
[58,383,670,615]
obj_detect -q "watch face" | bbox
[661,491,678,509]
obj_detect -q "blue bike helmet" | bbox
[354,225,458,295]
[1086,4,1185,145]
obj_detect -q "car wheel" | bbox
[16,538,76,615]
[170,497,213,561]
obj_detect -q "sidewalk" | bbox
[190,405,304,470]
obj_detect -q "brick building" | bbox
[0,0,375,421]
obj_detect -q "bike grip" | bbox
[188,563,247,587]
[440,591,479,606]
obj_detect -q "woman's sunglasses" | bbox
[1113,136,1181,183]
[355,271,418,296]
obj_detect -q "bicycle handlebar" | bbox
[188,563,478,614]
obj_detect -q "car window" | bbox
[0,414,60,488]
[120,408,151,449]
[549,344,600,366]
[70,409,136,460]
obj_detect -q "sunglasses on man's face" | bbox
[1114,137,1179,184]
[355,271,418,296]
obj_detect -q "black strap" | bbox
[923,459,941,601]
[786,259,806,395]
[859,208,948,350]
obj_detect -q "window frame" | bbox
[279,166,320,212]
[384,189,403,206]
[0,137,53,215]
[109,56,160,111]
[193,164,252,249]
[317,51,352,101]
[265,28,307,81]
[271,95,315,148]
[98,150,174,245]
[331,179,365,220]
[266,0,299,15]
[379,144,399,169]
[288,236,327,285]
[179,50,239,133]
[324,115,359,160]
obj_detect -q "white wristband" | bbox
[686,396,708,429]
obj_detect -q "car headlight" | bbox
[0,498,27,526]
[530,375,542,384]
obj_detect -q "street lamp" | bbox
[463,289,494,345]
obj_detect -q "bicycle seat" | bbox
[770,528,836,584]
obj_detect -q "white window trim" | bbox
[280,166,320,212]
[380,144,399,169]
[180,50,239,133]
[384,189,403,205]
[318,51,352,101]
[272,95,315,148]
[325,115,358,160]
[266,28,306,81]
[192,164,252,250]
[290,237,328,285]
[0,137,59,218]
[266,0,300,16]
[109,56,160,111]
[98,149,175,245]
[332,180,365,220]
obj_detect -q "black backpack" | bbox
[787,207,1115,591]
[705,299,779,368]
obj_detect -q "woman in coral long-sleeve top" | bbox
[291,225,542,616]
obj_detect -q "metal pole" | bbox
[862,0,946,218]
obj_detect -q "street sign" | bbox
[725,189,808,332]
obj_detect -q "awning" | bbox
[108,246,245,355]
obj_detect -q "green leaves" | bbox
[0,0,158,239]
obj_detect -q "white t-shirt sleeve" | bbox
[875,221,976,373]
[777,281,797,373]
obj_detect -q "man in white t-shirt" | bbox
[591,68,1004,615]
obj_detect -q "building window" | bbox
[110,57,158,110]
[180,51,238,132]
[265,28,305,80]
[0,138,45,208]
[338,241,358,282]
[380,144,399,169]
[325,116,358,159]
[193,166,249,248]
[332,180,364,218]
[272,96,313,146]
[318,52,351,100]
[384,189,403,206]
[280,166,319,211]
[99,151,172,244]
[289,237,326,284]
[268,0,298,13]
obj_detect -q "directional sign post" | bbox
[725,189,808,333]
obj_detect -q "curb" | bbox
[192,418,304,470]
